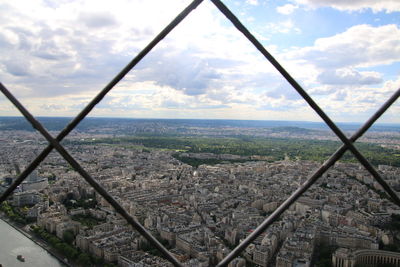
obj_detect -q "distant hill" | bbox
[269,126,323,134]
[0,116,398,133]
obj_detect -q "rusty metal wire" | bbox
[217,87,400,266]
[0,0,399,266]
[210,0,400,208]
[0,82,184,266]
[0,0,204,205]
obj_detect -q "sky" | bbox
[0,0,399,123]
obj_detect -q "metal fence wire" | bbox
[0,0,399,266]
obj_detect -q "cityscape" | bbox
[0,118,400,266]
[0,0,399,266]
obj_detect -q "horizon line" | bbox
[1,115,399,126]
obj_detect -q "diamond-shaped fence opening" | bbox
[1,0,399,266]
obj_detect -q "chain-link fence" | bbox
[1,0,399,266]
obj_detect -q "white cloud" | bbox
[78,12,117,28]
[246,0,259,6]
[0,0,278,100]
[276,4,298,15]
[317,68,382,85]
[265,20,301,34]
[287,24,400,69]
[308,76,400,122]
[0,0,289,120]
[294,0,400,13]
[279,24,400,122]
[0,0,398,123]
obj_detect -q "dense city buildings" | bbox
[1,123,400,266]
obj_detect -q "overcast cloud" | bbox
[0,0,399,123]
